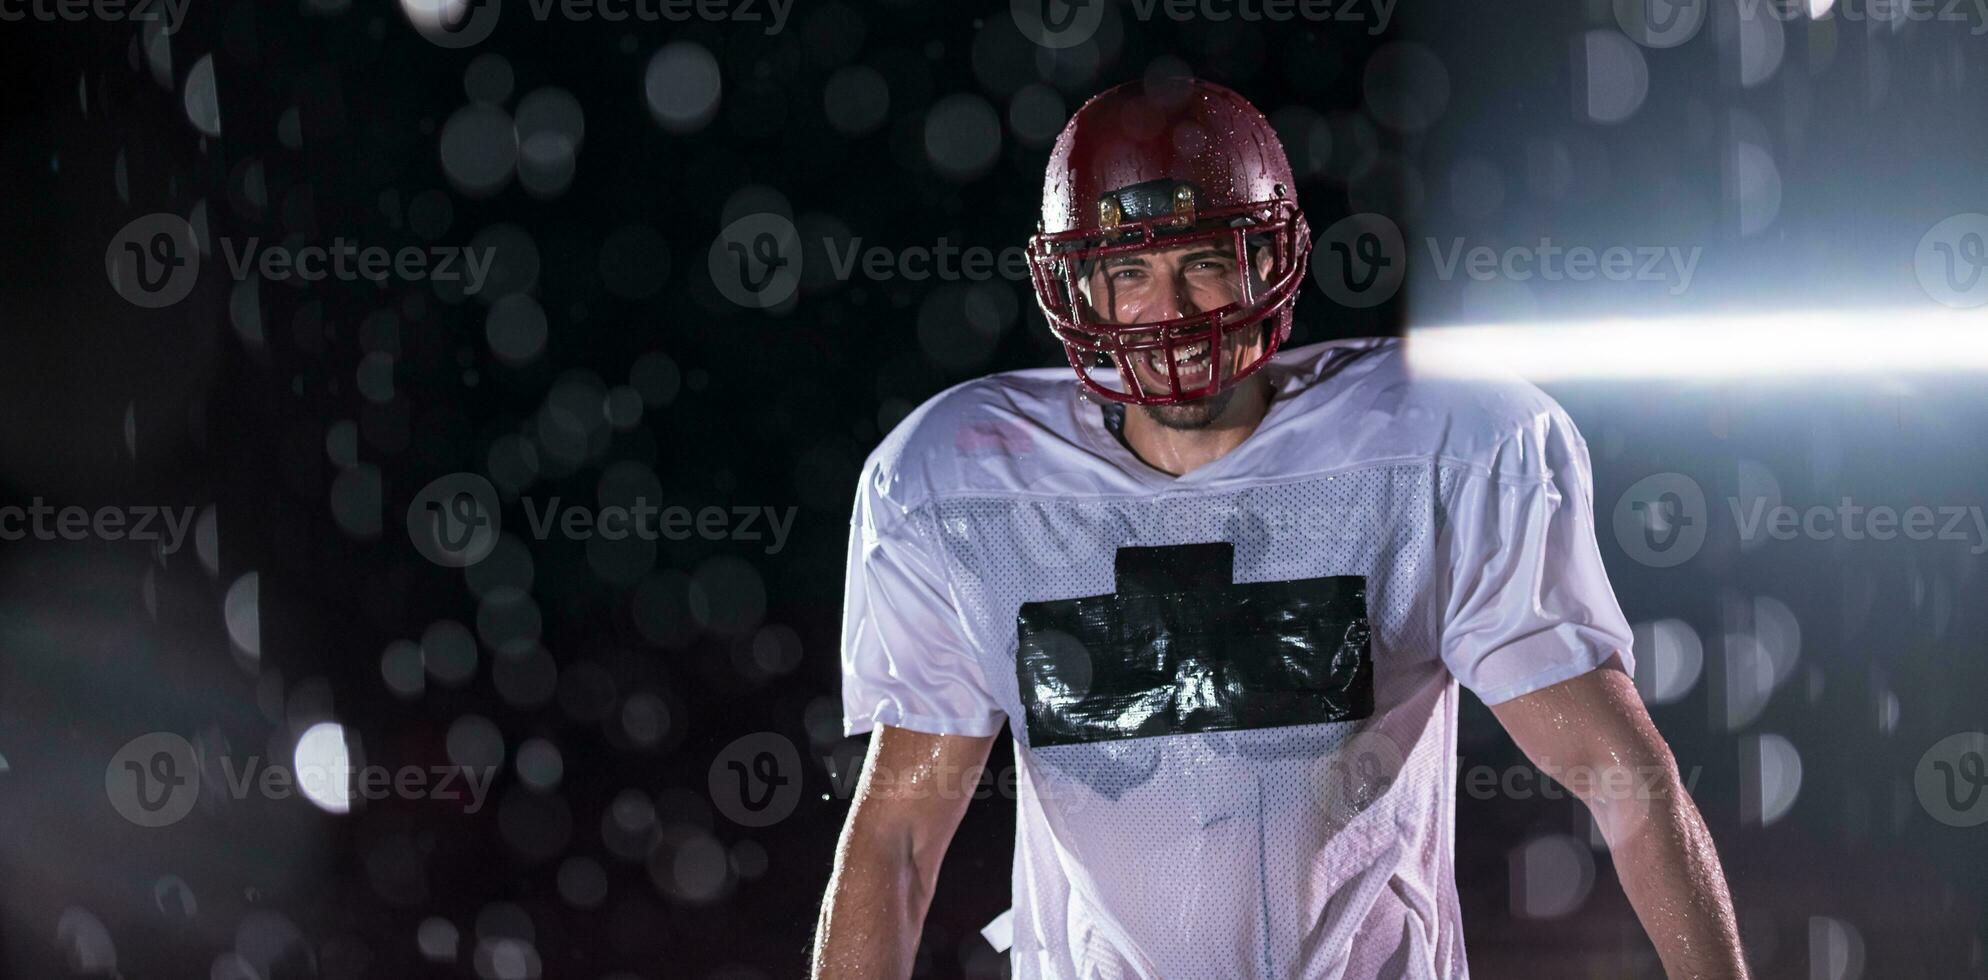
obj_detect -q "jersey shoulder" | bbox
[1270,338,1589,485]
[854,365,1088,530]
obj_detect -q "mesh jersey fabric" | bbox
[838,338,1635,979]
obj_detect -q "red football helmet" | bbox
[1027,77,1311,405]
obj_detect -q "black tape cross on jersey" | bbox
[1017,542,1373,748]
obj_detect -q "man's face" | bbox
[1080,241,1268,429]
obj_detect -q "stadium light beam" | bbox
[1406,308,1988,381]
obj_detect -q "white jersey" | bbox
[838,338,1634,979]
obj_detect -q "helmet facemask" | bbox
[1028,184,1311,406]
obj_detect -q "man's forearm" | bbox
[812,830,934,979]
[814,726,991,979]
[1592,767,1748,979]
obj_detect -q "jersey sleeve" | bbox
[1438,405,1635,705]
[839,502,1007,739]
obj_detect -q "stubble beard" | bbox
[1138,385,1240,431]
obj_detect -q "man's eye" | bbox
[1109,268,1145,281]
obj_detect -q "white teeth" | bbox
[1144,342,1213,378]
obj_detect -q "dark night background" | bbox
[2,0,1987,977]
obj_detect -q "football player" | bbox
[814,77,1746,979]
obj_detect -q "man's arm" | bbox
[1489,656,1748,979]
[813,724,997,980]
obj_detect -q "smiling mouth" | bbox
[1141,340,1214,383]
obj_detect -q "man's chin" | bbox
[1138,384,1236,430]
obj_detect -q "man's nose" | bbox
[1146,272,1201,320]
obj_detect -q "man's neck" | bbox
[1119,376,1273,477]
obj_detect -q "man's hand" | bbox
[812,724,997,980]
[1489,656,1749,979]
